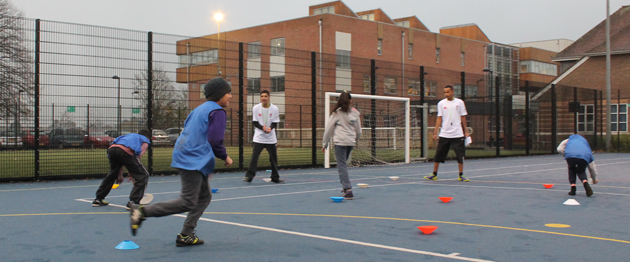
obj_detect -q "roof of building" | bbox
[555,5,630,59]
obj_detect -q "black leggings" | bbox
[566,158,588,184]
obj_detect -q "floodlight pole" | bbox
[605,0,612,150]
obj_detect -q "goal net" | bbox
[324,92,428,168]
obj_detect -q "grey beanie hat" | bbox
[204,78,231,101]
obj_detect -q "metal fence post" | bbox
[147,31,153,175]
[594,89,598,150]
[311,52,317,166]
[34,19,41,180]
[420,66,425,158]
[370,59,376,160]
[461,71,466,102]
[551,84,557,154]
[495,76,500,157]
[525,81,530,155]
[239,43,244,170]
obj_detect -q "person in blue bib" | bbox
[560,134,594,197]
[93,129,151,207]
[130,77,233,247]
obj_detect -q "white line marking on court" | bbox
[194,216,493,262]
[74,199,492,261]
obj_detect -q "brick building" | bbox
[535,5,630,135]
[175,1,521,147]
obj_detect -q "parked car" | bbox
[0,131,22,149]
[165,127,182,146]
[105,130,131,139]
[151,129,170,146]
[49,128,86,149]
[85,131,114,149]
[21,130,49,148]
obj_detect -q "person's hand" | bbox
[432,134,438,141]
[322,147,326,153]
[224,156,233,167]
[593,179,598,184]
[465,131,470,138]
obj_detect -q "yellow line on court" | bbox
[2,210,629,244]
[203,212,630,244]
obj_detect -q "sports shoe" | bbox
[243,176,253,182]
[176,232,204,247]
[92,199,109,207]
[130,204,145,236]
[126,201,135,210]
[583,182,593,197]
[271,179,285,184]
[341,189,354,200]
[568,186,576,196]
[458,175,470,182]
[424,175,437,181]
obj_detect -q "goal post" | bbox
[325,92,427,168]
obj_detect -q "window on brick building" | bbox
[377,39,382,56]
[408,44,413,59]
[248,41,261,59]
[271,38,285,55]
[578,104,594,132]
[313,6,335,15]
[336,50,351,68]
[360,14,374,21]
[271,76,285,92]
[461,52,465,66]
[247,78,260,94]
[363,75,376,93]
[425,81,437,97]
[384,77,396,94]
[436,48,440,63]
[407,79,420,96]
[611,104,628,132]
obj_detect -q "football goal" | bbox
[324,92,428,168]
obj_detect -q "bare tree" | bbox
[132,66,188,130]
[0,0,33,121]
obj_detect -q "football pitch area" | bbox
[1,153,629,262]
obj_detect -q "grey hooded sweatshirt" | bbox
[322,108,362,148]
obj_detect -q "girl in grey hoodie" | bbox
[322,91,362,199]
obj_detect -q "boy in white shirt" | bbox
[243,90,284,183]
[425,85,471,182]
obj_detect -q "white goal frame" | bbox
[324,92,410,168]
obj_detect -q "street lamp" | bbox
[483,68,499,156]
[112,75,121,136]
[214,12,223,76]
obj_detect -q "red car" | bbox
[21,130,49,148]
[84,131,114,149]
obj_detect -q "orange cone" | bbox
[439,197,453,203]
[418,226,438,234]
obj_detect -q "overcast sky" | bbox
[15,0,627,44]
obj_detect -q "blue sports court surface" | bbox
[1,153,629,262]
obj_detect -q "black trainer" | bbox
[130,204,145,236]
[176,233,204,247]
[584,182,593,197]
[341,189,354,200]
[243,176,253,182]
[126,201,135,210]
[92,199,109,207]
[271,178,285,184]
[568,186,576,196]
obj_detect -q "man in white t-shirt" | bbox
[243,90,284,183]
[425,85,471,182]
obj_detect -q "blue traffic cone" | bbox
[115,240,139,250]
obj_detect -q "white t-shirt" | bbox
[436,98,467,138]
[252,103,280,144]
